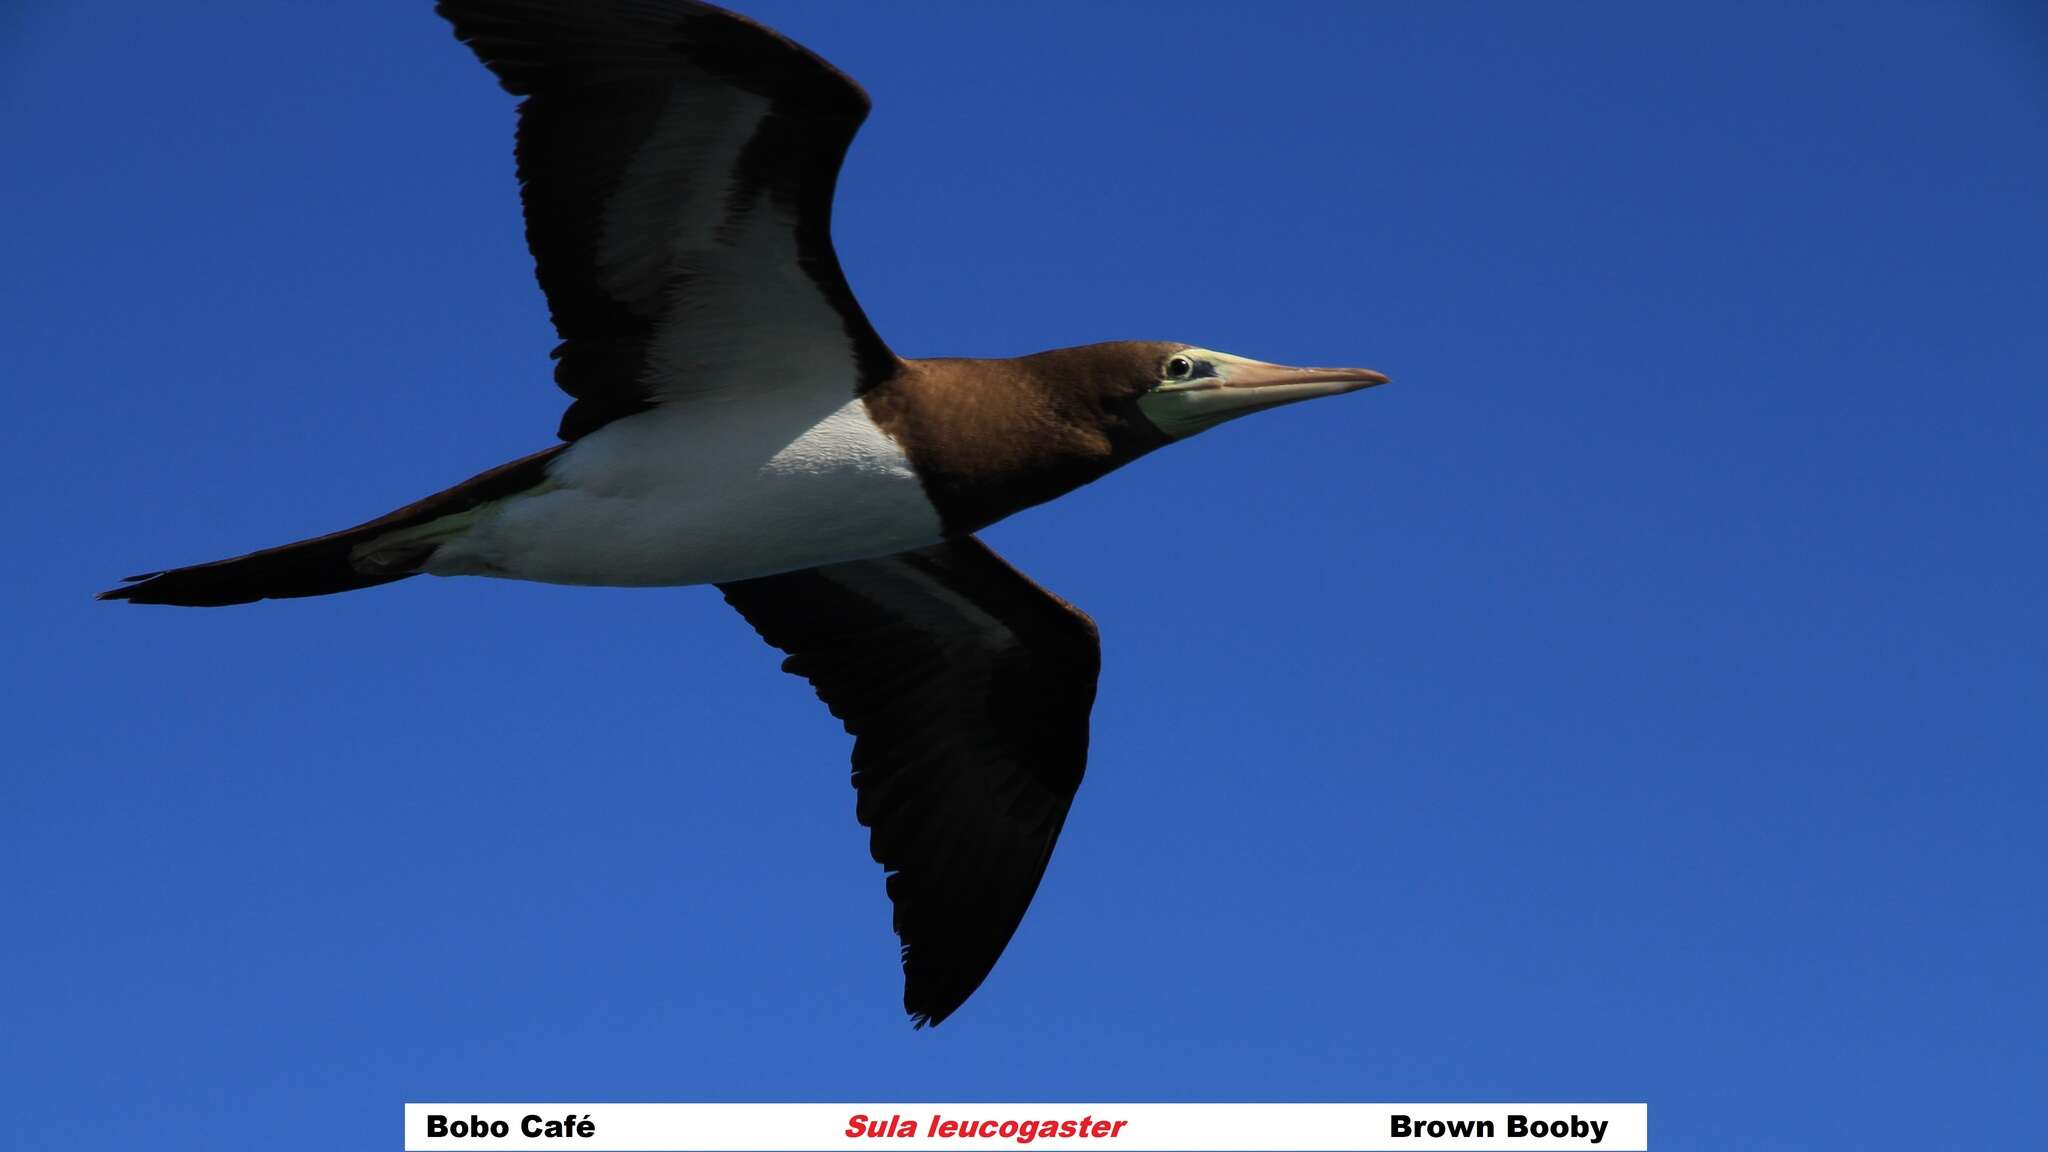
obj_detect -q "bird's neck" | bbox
[862,358,1166,535]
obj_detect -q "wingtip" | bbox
[905,994,957,1031]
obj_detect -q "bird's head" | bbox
[1129,344,1390,440]
[997,340,1389,447]
[891,341,1389,533]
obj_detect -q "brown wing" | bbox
[437,0,894,439]
[719,538,1101,1027]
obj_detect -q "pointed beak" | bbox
[1211,360,1390,403]
[1137,356,1390,439]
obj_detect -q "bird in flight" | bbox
[100,0,1389,1027]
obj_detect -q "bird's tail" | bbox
[98,445,566,607]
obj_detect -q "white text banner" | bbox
[403,1103,1647,1151]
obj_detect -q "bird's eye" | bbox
[1165,356,1195,380]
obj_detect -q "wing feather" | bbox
[720,538,1101,1026]
[438,0,894,439]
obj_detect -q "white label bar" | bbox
[402,1103,1647,1151]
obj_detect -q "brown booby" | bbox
[100,0,1389,1026]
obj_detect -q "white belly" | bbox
[426,391,944,587]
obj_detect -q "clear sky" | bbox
[4,2,2043,1149]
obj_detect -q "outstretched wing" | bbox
[720,538,1102,1027]
[438,0,895,439]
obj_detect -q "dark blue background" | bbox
[5,3,2042,1148]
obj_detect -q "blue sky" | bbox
[4,2,2043,1148]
